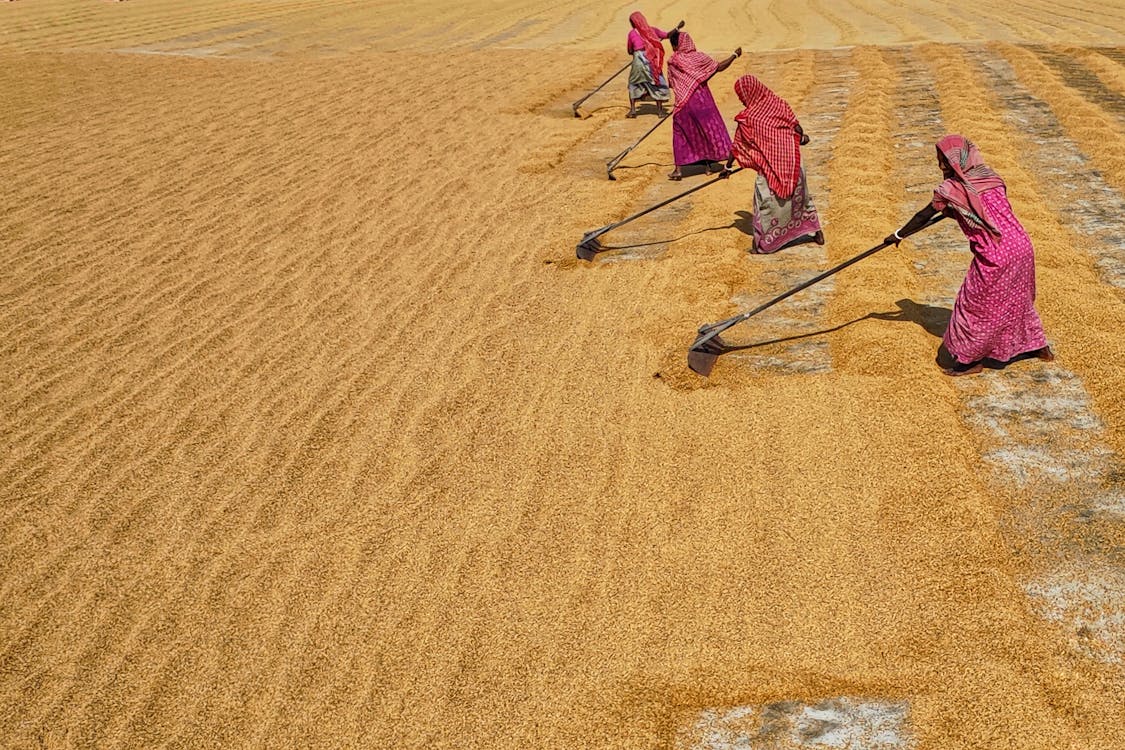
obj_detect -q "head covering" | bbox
[628,12,665,87]
[666,32,718,113]
[933,135,1006,236]
[731,75,801,199]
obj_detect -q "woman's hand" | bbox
[884,232,902,247]
[720,153,736,177]
[715,51,739,73]
[895,204,941,242]
[800,133,810,146]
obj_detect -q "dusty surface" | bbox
[2,1,1125,748]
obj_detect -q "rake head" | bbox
[687,326,734,376]
[606,152,628,181]
[576,232,607,261]
[572,104,591,119]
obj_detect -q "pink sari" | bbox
[934,134,1006,235]
[933,137,1048,364]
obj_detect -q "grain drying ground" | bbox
[2,1,1125,748]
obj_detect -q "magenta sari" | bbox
[933,137,1047,364]
[667,33,731,166]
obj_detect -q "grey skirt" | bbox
[628,50,670,101]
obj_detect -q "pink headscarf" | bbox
[732,75,801,199]
[629,11,665,86]
[933,135,1006,236]
[666,32,717,113]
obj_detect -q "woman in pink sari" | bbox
[725,74,823,254]
[887,135,1053,376]
[665,30,740,180]
[626,11,670,118]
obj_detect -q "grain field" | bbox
[2,1,1124,748]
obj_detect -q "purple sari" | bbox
[671,83,732,166]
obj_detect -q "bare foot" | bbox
[942,361,983,377]
[668,171,682,181]
[814,230,825,245]
[1035,346,1055,362]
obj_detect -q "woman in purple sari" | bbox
[665,30,740,180]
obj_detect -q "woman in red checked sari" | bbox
[725,74,823,253]
[887,135,1053,376]
[665,30,740,180]
[626,12,670,118]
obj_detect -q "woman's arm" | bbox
[714,47,743,73]
[659,20,684,40]
[885,203,939,246]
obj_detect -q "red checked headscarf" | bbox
[932,134,1006,236]
[667,33,718,113]
[628,12,665,86]
[731,75,802,199]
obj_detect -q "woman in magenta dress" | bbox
[888,135,1053,376]
[665,30,740,180]
[625,11,670,118]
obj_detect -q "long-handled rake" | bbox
[686,215,946,376]
[576,168,743,261]
[573,20,684,119]
[572,62,631,119]
[606,114,670,180]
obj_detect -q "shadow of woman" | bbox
[868,299,951,339]
[868,299,957,368]
[732,210,754,237]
